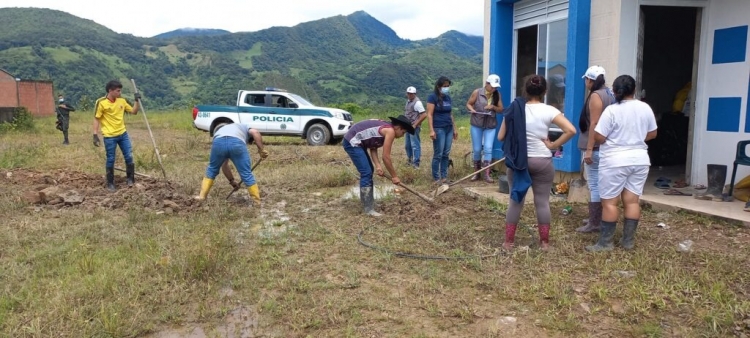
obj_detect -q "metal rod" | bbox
[130,79,168,181]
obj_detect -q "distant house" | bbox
[484,0,750,186]
[0,69,55,118]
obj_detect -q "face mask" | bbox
[441,87,450,95]
[59,98,64,102]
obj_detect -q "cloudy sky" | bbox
[1,0,486,40]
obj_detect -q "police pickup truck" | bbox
[192,88,353,146]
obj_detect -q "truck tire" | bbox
[306,123,331,146]
[211,122,228,136]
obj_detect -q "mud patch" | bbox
[145,306,260,338]
[2,168,197,214]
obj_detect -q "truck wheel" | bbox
[212,122,228,136]
[306,123,331,146]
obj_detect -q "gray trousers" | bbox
[505,157,555,225]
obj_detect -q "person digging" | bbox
[195,123,268,205]
[343,115,414,217]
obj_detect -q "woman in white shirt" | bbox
[498,75,576,250]
[586,75,658,252]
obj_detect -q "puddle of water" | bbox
[342,185,395,200]
[144,306,259,338]
[240,200,296,239]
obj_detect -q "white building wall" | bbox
[692,0,750,186]
[484,0,492,78]
[589,0,622,83]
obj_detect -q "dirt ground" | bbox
[5,168,195,213]
[1,115,749,337]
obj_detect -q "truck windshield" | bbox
[289,94,315,107]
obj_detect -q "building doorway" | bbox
[638,5,701,185]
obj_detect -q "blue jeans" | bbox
[431,126,454,181]
[470,125,495,161]
[343,139,374,188]
[206,136,255,186]
[583,150,601,202]
[104,131,134,168]
[404,126,421,166]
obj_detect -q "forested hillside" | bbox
[0,8,483,113]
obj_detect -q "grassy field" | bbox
[0,111,748,337]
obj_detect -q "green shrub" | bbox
[0,107,35,132]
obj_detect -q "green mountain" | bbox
[153,28,231,39]
[0,7,483,112]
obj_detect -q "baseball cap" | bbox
[582,66,606,80]
[486,74,501,88]
[549,74,565,88]
[406,86,417,94]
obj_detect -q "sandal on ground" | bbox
[663,188,691,196]
[673,180,688,188]
[693,184,707,190]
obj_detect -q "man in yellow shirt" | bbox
[92,80,141,191]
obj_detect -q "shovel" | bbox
[382,173,435,205]
[225,157,265,200]
[434,158,506,197]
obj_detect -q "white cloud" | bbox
[0,0,485,40]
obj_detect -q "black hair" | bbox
[612,75,636,103]
[578,74,606,133]
[486,84,500,107]
[524,75,547,100]
[105,80,123,93]
[433,76,451,107]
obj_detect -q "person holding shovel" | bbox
[92,80,140,191]
[466,74,503,183]
[498,75,576,251]
[343,115,414,217]
[195,123,268,206]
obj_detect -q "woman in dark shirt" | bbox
[427,76,458,183]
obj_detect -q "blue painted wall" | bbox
[712,25,748,64]
[490,0,591,173]
[553,0,590,173]
[490,1,516,159]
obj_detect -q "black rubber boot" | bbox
[470,160,481,181]
[360,186,381,217]
[126,163,135,187]
[62,130,69,145]
[576,202,602,233]
[585,220,616,252]
[697,164,728,200]
[106,167,116,191]
[619,218,638,250]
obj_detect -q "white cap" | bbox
[582,65,606,80]
[406,86,417,94]
[486,74,501,88]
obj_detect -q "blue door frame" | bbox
[490,0,591,173]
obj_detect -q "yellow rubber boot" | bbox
[247,184,261,205]
[195,177,214,200]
